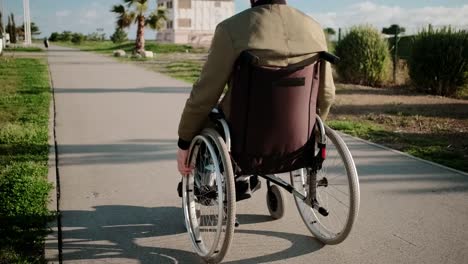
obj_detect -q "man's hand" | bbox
[177,148,194,176]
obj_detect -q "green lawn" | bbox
[54,40,205,55]
[160,61,203,84]
[4,47,44,52]
[0,57,53,263]
[328,119,468,172]
[458,85,468,100]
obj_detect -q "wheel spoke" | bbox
[182,130,236,261]
[290,127,359,244]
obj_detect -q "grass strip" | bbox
[4,47,44,52]
[328,120,467,172]
[161,61,203,84]
[0,57,53,263]
[54,41,205,54]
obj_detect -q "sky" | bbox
[1,0,467,38]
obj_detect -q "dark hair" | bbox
[251,0,286,7]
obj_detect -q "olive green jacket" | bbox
[178,3,335,144]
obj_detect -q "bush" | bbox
[335,25,391,86]
[110,28,128,44]
[408,27,468,96]
[0,58,52,263]
[0,162,53,262]
[71,33,85,44]
[393,35,413,60]
[87,32,106,41]
[57,31,72,42]
[49,32,59,42]
[0,163,51,220]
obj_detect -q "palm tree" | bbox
[382,24,406,83]
[324,27,336,44]
[17,22,41,40]
[6,13,17,43]
[324,27,336,37]
[111,0,167,53]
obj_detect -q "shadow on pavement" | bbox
[224,229,323,264]
[47,206,324,263]
[47,48,82,52]
[58,140,177,166]
[237,214,275,225]
[51,61,128,65]
[47,206,199,263]
[54,87,191,94]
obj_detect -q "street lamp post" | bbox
[23,0,31,45]
[1,0,5,34]
[0,0,7,49]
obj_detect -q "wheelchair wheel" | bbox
[290,126,360,245]
[266,184,285,219]
[182,128,236,263]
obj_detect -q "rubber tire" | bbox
[181,199,200,231]
[200,128,236,263]
[291,126,360,245]
[266,185,286,220]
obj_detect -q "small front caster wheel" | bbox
[266,185,285,219]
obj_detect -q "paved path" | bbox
[46,47,468,264]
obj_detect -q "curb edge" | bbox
[336,131,468,177]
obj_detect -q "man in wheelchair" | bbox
[176,0,336,201]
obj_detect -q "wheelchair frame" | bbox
[210,108,331,217]
[182,51,360,263]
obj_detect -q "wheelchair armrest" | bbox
[209,108,232,151]
[320,52,340,64]
[209,108,226,122]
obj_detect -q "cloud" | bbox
[78,9,101,25]
[56,10,71,18]
[41,1,161,39]
[51,2,115,34]
[84,9,98,19]
[310,1,468,33]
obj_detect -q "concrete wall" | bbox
[156,0,235,45]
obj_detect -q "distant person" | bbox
[43,37,49,49]
[176,0,335,198]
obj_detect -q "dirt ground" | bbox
[329,84,467,172]
[331,84,468,133]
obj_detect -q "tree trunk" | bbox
[135,15,145,53]
[10,14,17,44]
[393,33,398,83]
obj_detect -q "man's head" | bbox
[250,0,287,7]
[250,0,259,6]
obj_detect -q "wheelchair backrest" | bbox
[228,51,322,175]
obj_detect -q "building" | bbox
[156,0,235,45]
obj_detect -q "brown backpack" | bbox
[228,51,323,175]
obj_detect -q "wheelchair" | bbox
[181,51,360,263]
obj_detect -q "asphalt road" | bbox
[46,47,468,264]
